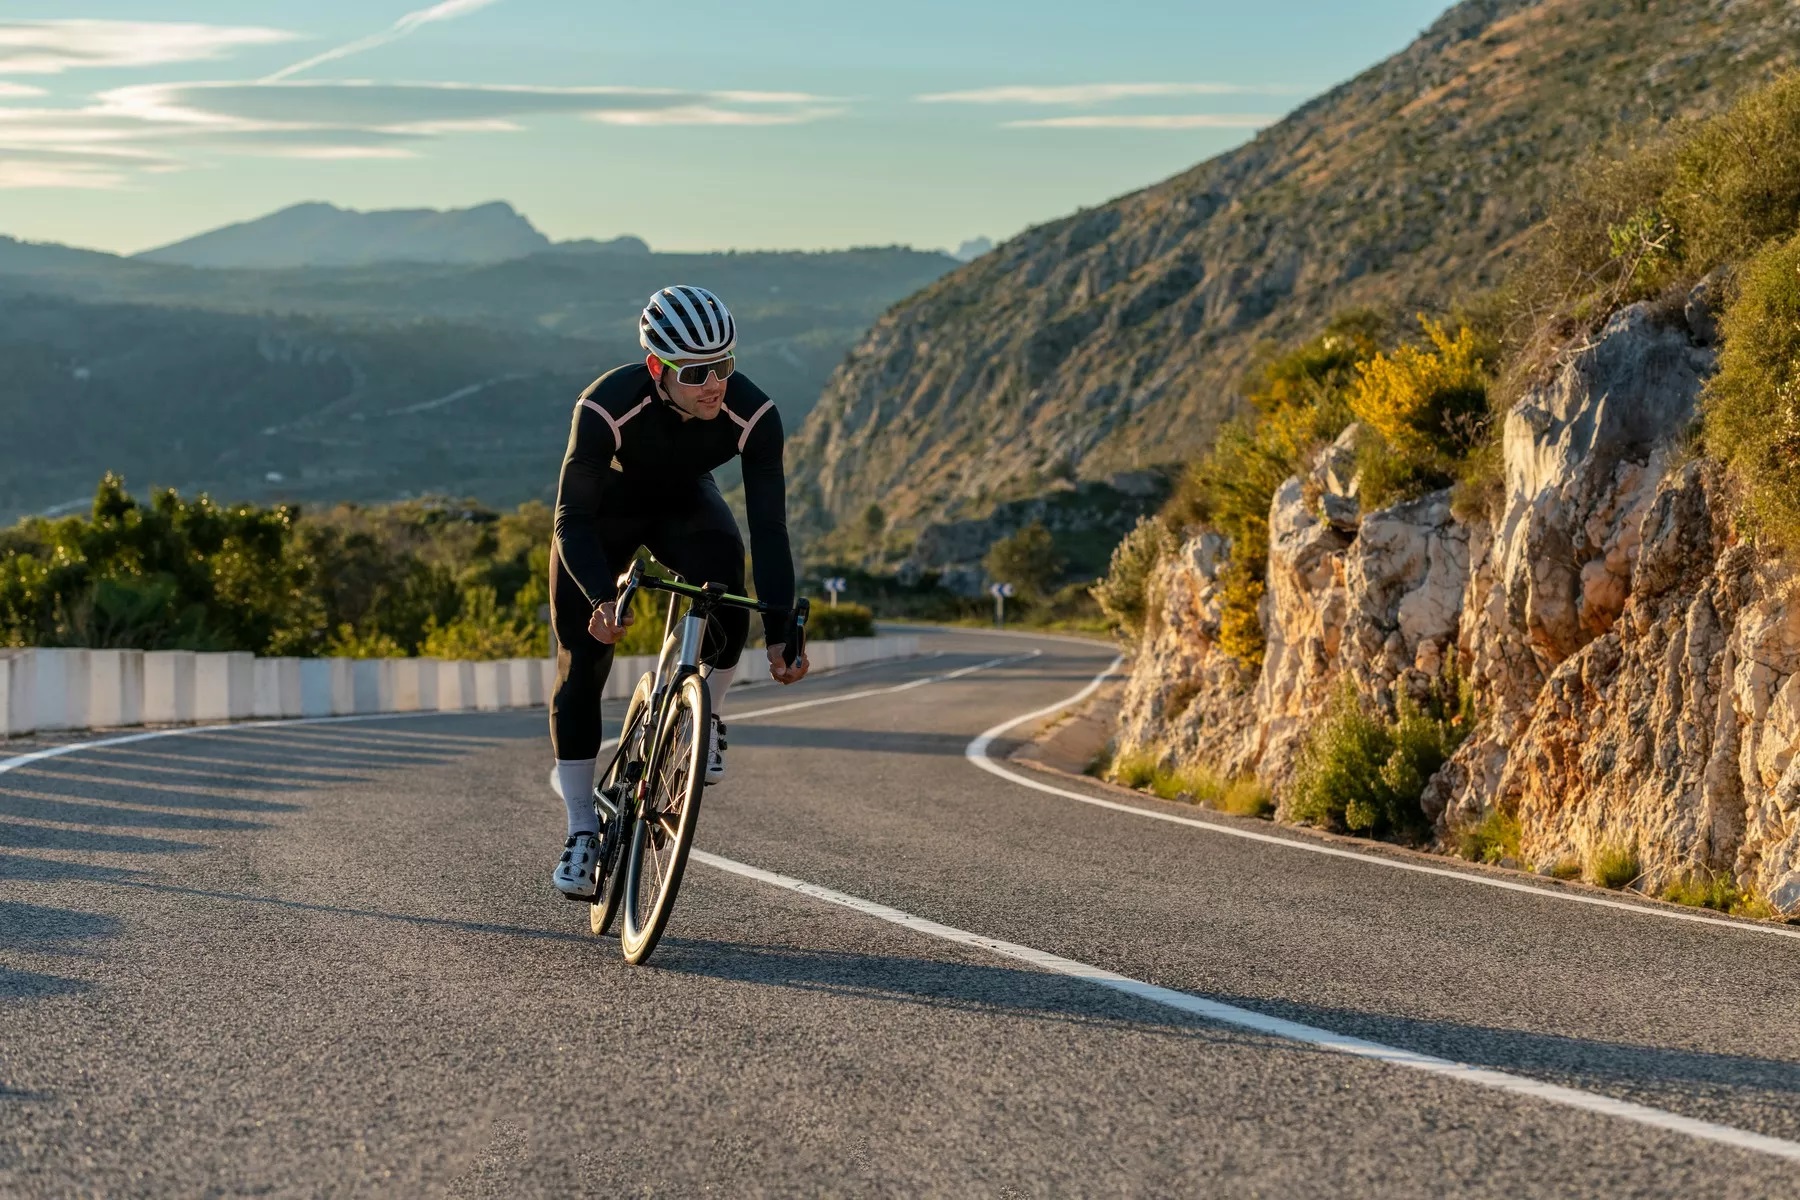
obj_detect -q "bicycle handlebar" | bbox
[611,561,809,665]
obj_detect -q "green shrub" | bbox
[1589,842,1641,890]
[1348,318,1496,509]
[1512,71,1800,346]
[1350,319,1493,463]
[1542,856,1583,881]
[983,521,1066,600]
[1290,683,1470,839]
[1109,750,1161,791]
[324,624,407,658]
[1156,315,1380,669]
[1661,869,1741,912]
[421,586,544,660]
[1091,515,1174,640]
[808,602,875,640]
[1703,231,1800,556]
[1458,808,1522,865]
[1662,73,1800,276]
[0,475,301,652]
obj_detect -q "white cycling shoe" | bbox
[552,831,602,898]
[706,717,726,785]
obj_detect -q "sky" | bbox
[0,1,1453,255]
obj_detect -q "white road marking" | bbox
[691,847,1800,1164]
[964,654,1800,943]
[727,651,1034,723]
[590,652,1034,759]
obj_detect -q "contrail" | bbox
[263,0,502,82]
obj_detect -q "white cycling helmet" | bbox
[639,284,736,360]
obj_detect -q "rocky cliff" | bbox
[794,0,1800,556]
[1115,292,1800,910]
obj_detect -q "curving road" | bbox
[3,628,1799,1197]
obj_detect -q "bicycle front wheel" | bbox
[590,672,654,937]
[619,672,709,964]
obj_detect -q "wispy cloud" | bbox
[1005,114,1276,129]
[102,80,837,130]
[0,20,296,75]
[0,79,842,187]
[264,0,503,82]
[0,82,45,97]
[0,158,128,188]
[916,82,1293,105]
[585,105,844,127]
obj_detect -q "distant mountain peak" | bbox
[135,200,554,270]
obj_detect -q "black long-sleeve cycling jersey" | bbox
[551,362,794,640]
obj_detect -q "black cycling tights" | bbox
[549,481,748,762]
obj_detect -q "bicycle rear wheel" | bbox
[619,672,709,964]
[590,673,653,937]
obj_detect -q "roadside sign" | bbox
[989,581,1013,627]
[823,576,847,607]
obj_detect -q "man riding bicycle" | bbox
[549,284,809,899]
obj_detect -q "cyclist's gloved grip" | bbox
[783,598,809,668]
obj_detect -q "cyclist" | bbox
[548,284,809,898]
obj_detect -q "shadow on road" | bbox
[653,936,1800,1108]
[0,718,524,1005]
[652,937,1244,1040]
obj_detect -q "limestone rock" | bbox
[1112,531,1261,777]
[1432,303,1712,826]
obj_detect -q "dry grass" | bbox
[1589,841,1642,890]
[1105,750,1273,819]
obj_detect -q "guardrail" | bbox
[0,635,919,738]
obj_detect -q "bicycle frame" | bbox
[605,561,807,823]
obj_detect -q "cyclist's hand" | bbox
[766,644,808,685]
[589,600,634,644]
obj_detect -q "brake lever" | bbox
[612,561,643,625]
[783,598,810,668]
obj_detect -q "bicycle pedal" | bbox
[558,889,597,904]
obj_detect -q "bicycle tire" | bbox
[619,672,709,964]
[589,673,653,937]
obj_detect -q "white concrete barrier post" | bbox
[88,648,144,729]
[33,647,90,732]
[254,657,303,718]
[438,661,476,711]
[196,651,256,722]
[472,661,503,711]
[395,658,438,712]
[300,658,354,718]
[506,658,540,708]
[539,658,556,708]
[352,659,397,715]
[1,650,35,737]
[143,650,196,725]
[278,657,303,717]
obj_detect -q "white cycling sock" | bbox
[555,758,599,836]
[703,662,737,719]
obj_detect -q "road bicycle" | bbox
[586,559,808,964]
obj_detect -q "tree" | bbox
[861,503,886,544]
[983,522,1065,600]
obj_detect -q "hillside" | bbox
[794,0,1800,561]
[136,201,554,269]
[0,244,958,522]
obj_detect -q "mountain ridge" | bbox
[136,200,557,269]
[793,0,1800,560]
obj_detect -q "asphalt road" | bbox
[4,627,1800,1197]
